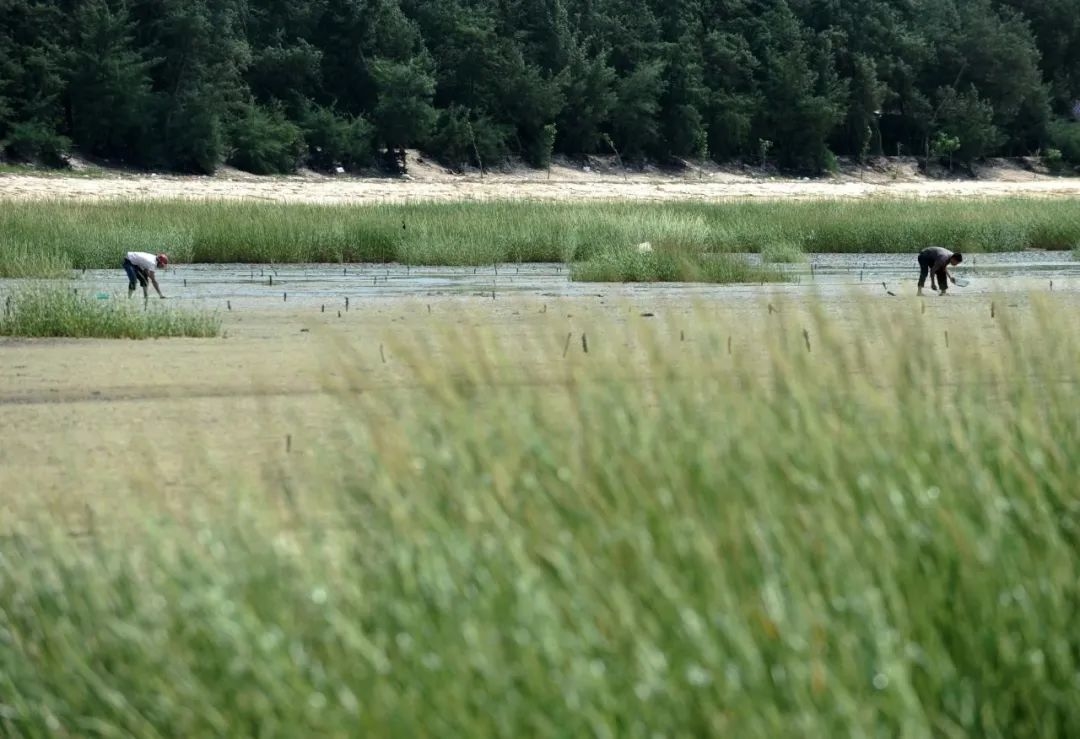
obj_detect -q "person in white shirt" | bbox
[123,252,168,298]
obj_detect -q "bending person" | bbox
[917,246,962,296]
[123,251,169,299]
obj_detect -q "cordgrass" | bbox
[760,241,807,263]
[0,286,221,338]
[2,197,1080,278]
[2,300,1079,735]
[571,249,784,282]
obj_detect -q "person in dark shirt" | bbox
[917,247,962,296]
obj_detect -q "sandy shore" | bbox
[3,157,1080,204]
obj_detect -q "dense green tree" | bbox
[612,59,667,159]
[1,0,1080,172]
[301,104,375,171]
[369,56,436,152]
[228,101,304,174]
[67,0,155,162]
[0,0,69,161]
[556,40,617,154]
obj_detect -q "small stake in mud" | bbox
[1050,280,1054,291]
[269,275,273,286]
[379,344,386,363]
[345,297,350,312]
[803,328,811,353]
[727,336,732,355]
[427,304,431,313]
[945,330,950,348]
[768,303,776,314]
[286,434,292,453]
[680,330,685,342]
[562,332,572,358]
[283,292,287,302]
[184,278,187,287]
[227,300,232,311]
[581,333,589,353]
[321,304,325,313]
[991,302,995,318]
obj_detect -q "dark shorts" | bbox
[123,258,149,289]
[918,252,943,289]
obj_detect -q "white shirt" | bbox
[126,252,157,271]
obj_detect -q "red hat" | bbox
[156,254,169,267]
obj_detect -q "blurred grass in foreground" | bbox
[0,286,221,338]
[1,298,1079,736]
[2,197,1080,278]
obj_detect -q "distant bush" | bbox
[2,121,71,167]
[301,106,375,172]
[229,104,305,175]
[427,106,511,171]
[1047,119,1080,165]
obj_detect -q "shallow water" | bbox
[2,252,1077,310]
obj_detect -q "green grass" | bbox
[760,241,806,263]
[2,197,1080,278]
[2,301,1079,735]
[571,249,784,282]
[0,286,221,338]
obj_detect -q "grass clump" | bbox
[759,241,806,263]
[571,248,784,282]
[2,301,1079,735]
[0,287,221,338]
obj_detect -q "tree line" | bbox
[3,0,1080,175]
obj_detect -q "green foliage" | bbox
[936,86,1002,164]
[0,0,1078,171]
[931,131,962,170]
[370,57,437,150]
[556,42,616,154]
[1048,118,1080,164]
[4,305,1080,734]
[613,59,667,159]
[229,103,305,175]
[67,0,154,162]
[301,106,375,171]
[0,287,221,338]
[531,122,558,168]
[2,120,70,166]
